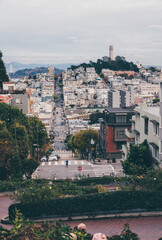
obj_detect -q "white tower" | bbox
[10,64,13,73]
[109,45,114,60]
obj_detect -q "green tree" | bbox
[22,158,39,179]
[0,121,14,179]
[53,94,58,100]
[12,148,22,180]
[0,103,50,178]
[90,111,104,124]
[122,140,155,175]
[153,98,160,104]
[0,51,9,88]
[67,135,75,154]
[28,116,50,158]
[73,129,98,158]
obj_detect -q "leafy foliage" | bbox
[67,129,98,157]
[122,140,155,175]
[9,190,162,220]
[90,111,104,124]
[0,51,9,88]
[69,56,139,74]
[22,158,39,179]
[0,103,50,180]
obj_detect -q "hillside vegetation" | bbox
[69,56,139,74]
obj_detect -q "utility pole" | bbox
[36,124,39,162]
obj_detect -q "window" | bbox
[161,141,162,153]
[119,130,125,138]
[135,132,140,143]
[144,117,149,135]
[135,113,140,123]
[16,98,22,104]
[116,131,119,138]
[153,122,159,136]
[116,115,127,123]
[152,146,159,159]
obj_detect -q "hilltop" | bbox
[9,67,64,78]
[69,56,139,74]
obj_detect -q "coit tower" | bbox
[109,45,114,60]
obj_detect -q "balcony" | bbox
[122,144,130,159]
[125,128,135,139]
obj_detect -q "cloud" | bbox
[1,0,162,65]
[148,25,162,29]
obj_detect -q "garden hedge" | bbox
[9,190,162,220]
[0,176,125,192]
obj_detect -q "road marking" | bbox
[41,162,45,166]
[48,162,51,166]
[81,161,84,164]
[74,161,77,165]
[110,164,116,174]
[55,162,58,165]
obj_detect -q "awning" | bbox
[141,115,149,119]
[150,119,159,124]
[149,142,159,149]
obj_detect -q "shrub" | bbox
[9,191,162,220]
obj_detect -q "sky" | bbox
[1,0,162,66]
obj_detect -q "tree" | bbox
[122,140,155,175]
[90,111,104,124]
[153,98,160,104]
[67,135,75,154]
[0,103,50,179]
[0,121,14,180]
[53,94,58,100]
[12,148,22,180]
[22,158,39,179]
[73,129,98,158]
[28,116,50,158]
[0,51,9,88]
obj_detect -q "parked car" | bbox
[41,156,47,162]
[49,154,58,161]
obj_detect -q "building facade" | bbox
[100,107,134,162]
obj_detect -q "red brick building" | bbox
[99,107,134,162]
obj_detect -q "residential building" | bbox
[100,107,134,162]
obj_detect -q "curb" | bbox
[31,210,162,223]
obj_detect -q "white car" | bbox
[41,156,47,162]
[49,154,58,161]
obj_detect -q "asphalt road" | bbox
[33,159,116,179]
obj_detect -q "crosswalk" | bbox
[41,160,92,166]
[53,150,71,153]
[92,164,116,177]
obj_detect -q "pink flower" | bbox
[92,232,107,240]
[77,223,86,230]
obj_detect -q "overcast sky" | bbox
[1,0,162,65]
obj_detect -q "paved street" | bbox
[64,217,162,240]
[33,159,116,179]
[0,196,161,239]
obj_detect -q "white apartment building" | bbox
[122,84,162,167]
[138,83,160,97]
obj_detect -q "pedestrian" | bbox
[65,160,69,167]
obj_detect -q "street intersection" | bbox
[33,159,116,179]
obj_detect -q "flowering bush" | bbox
[92,232,107,240]
[77,223,86,230]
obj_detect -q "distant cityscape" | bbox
[0,46,162,168]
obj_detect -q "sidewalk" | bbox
[64,216,162,240]
[0,195,13,229]
[0,194,162,239]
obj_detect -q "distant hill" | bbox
[5,62,76,73]
[9,67,64,78]
[69,56,139,74]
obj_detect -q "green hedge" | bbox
[0,177,123,193]
[9,191,162,220]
